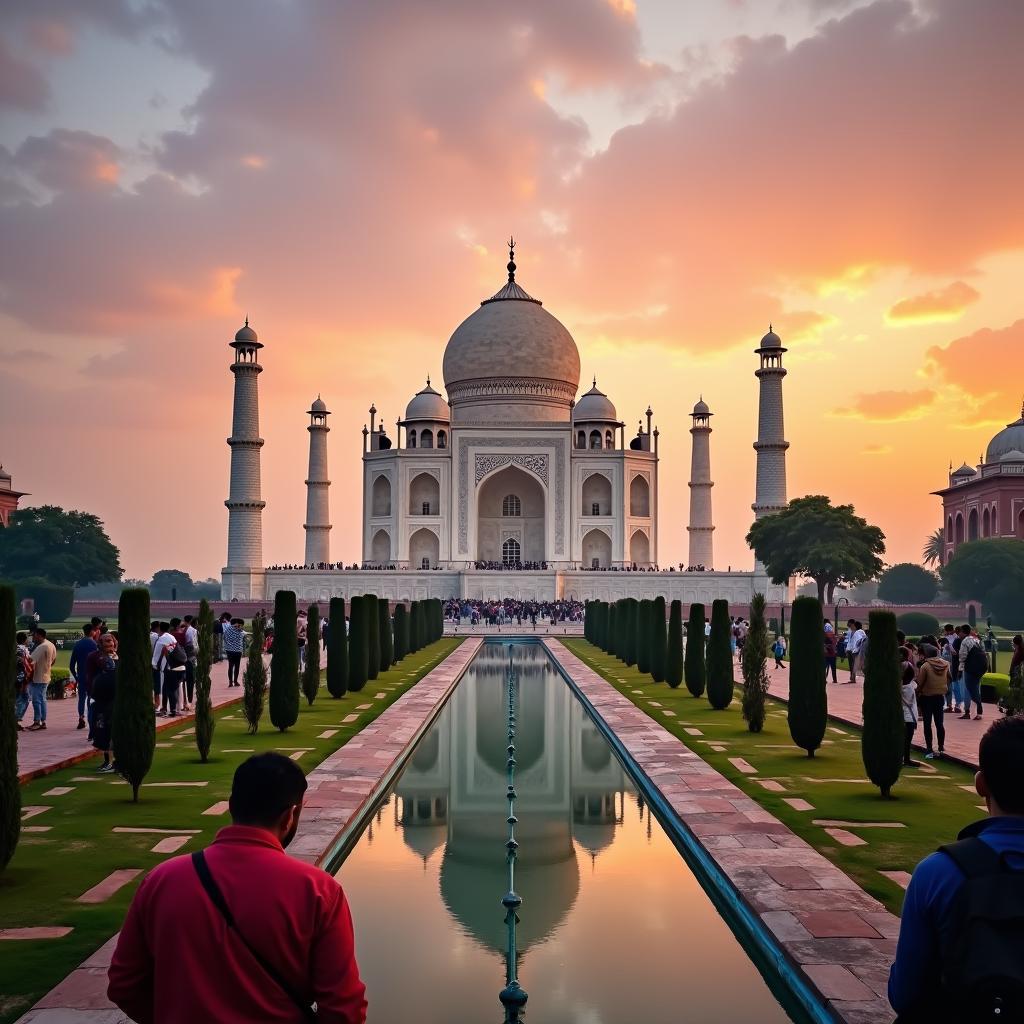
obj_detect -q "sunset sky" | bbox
[1,0,1022,582]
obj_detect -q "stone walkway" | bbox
[546,639,899,1024]
[17,659,245,783]
[765,660,986,768]
[13,639,482,1024]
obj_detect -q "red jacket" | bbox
[108,825,367,1023]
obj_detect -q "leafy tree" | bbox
[923,527,945,568]
[365,595,380,681]
[0,585,20,870]
[706,599,733,710]
[348,596,369,691]
[684,603,706,697]
[326,598,348,697]
[194,598,215,762]
[665,600,684,688]
[746,495,885,603]
[968,604,977,628]
[0,506,122,587]
[787,596,827,758]
[302,603,321,706]
[379,600,394,672]
[392,603,408,662]
[741,593,769,733]
[149,569,198,600]
[896,611,941,637]
[650,597,667,683]
[113,588,156,801]
[8,578,74,621]
[862,610,903,798]
[987,581,1024,630]
[943,539,1024,612]
[636,600,652,674]
[269,591,299,731]
[878,563,938,604]
[242,615,267,732]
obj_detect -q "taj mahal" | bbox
[220,244,788,605]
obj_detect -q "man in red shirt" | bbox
[108,753,367,1023]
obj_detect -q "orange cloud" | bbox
[885,280,979,325]
[834,389,935,422]
[861,443,893,456]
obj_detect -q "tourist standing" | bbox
[14,630,31,731]
[183,615,199,710]
[823,625,839,684]
[108,753,367,1023]
[223,618,246,687]
[916,644,949,760]
[901,662,920,767]
[27,627,56,731]
[297,608,308,671]
[215,612,230,662]
[772,634,787,669]
[91,633,118,773]
[153,623,186,717]
[846,620,866,684]
[69,623,99,731]
[959,625,986,721]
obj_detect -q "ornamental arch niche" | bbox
[372,475,392,517]
[409,527,439,569]
[477,464,545,564]
[409,472,440,516]
[629,529,650,566]
[983,507,991,538]
[955,512,964,544]
[582,473,612,517]
[581,528,612,568]
[968,507,979,542]
[371,529,391,564]
[629,475,650,517]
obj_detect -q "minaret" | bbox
[223,319,266,597]
[687,397,714,569]
[752,325,789,538]
[303,395,331,566]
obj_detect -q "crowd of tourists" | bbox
[443,597,584,626]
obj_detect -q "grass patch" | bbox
[0,638,462,1024]
[563,638,984,918]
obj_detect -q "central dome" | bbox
[442,251,580,423]
[986,405,1024,464]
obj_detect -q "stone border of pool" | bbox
[544,638,898,1024]
[12,639,482,1024]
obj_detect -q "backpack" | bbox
[164,642,187,669]
[938,837,1024,1021]
[965,642,988,678]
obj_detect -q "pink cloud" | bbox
[886,280,980,324]
[834,389,935,422]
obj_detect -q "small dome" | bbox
[986,407,1024,464]
[759,326,782,349]
[234,319,258,343]
[310,396,328,413]
[1000,448,1024,463]
[692,397,710,416]
[573,381,617,422]
[951,462,977,478]
[405,380,450,422]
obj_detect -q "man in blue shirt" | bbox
[68,622,99,732]
[889,716,1024,1019]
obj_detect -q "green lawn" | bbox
[562,639,985,919]
[0,638,462,1024]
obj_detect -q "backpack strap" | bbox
[938,836,1007,879]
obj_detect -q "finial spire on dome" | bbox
[426,374,431,387]
[245,315,249,327]
[507,236,516,283]
[593,375,597,388]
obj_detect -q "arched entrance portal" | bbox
[581,528,612,568]
[477,465,545,564]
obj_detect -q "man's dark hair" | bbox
[83,623,94,635]
[855,621,863,630]
[91,616,104,627]
[170,617,181,629]
[944,623,955,632]
[229,753,308,826]
[150,621,159,631]
[847,618,856,627]
[159,621,170,632]
[959,624,971,635]
[231,618,244,626]
[33,627,46,638]
[16,631,26,644]
[979,717,1024,814]
[184,615,193,624]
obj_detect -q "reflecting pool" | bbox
[337,641,797,1022]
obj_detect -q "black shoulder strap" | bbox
[192,851,317,1021]
[938,837,1006,879]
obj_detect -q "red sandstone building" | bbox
[0,464,25,527]
[934,405,1024,563]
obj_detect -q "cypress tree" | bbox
[379,600,394,672]
[666,599,684,688]
[862,610,903,798]
[302,603,321,706]
[787,596,827,757]
[348,596,369,691]
[393,603,408,662]
[650,596,667,683]
[113,587,156,802]
[684,603,706,697]
[584,601,592,643]
[636,600,652,674]
[242,614,267,732]
[706,599,734,710]
[365,595,380,681]
[606,603,617,656]
[326,598,348,698]
[623,599,638,667]
[597,601,608,651]
[0,585,21,870]
[269,591,300,731]
[741,593,769,733]
[429,599,441,643]
[407,601,418,654]
[194,598,215,762]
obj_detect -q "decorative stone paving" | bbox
[813,820,905,829]
[879,870,912,889]
[1,927,74,940]
[756,779,786,792]
[42,787,74,797]
[318,729,338,738]
[783,798,815,811]
[545,639,898,1024]
[21,806,51,820]
[728,757,758,775]
[112,827,202,835]
[151,836,191,854]
[76,869,143,905]
[824,827,868,847]
[202,801,229,816]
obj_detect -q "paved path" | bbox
[765,660,986,768]
[17,659,245,783]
